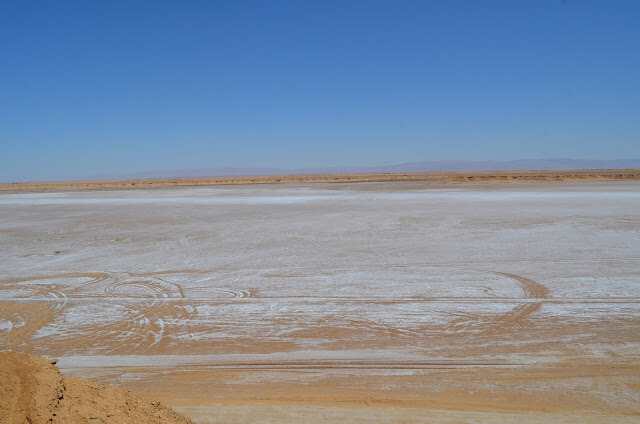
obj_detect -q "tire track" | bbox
[493,272,549,326]
[91,275,183,353]
[1,269,553,353]
[0,275,82,347]
[0,271,254,354]
[187,359,519,370]
[344,315,422,339]
[0,302,55,349]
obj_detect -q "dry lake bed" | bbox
[1,181,639,423]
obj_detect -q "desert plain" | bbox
[1,178,639,423]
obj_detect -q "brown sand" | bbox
[0,351,193,424]
[1,168,640,192]
[6,270,638,423]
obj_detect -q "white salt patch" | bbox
[2,187,640,206]
[0,319,13,332]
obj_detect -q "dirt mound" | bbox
[0,351,193,424]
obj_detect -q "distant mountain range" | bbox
[98,158,640,180]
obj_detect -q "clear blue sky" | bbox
[1,0,639,181]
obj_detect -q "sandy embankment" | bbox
[1,168,639,192]
[0,351,193,424]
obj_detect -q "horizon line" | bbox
[2,168,640,192]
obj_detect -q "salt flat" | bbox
[1,181,639,423]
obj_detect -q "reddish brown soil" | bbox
[0,351,193,424]
[1,168,639,192]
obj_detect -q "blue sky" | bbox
[1,0,639,181]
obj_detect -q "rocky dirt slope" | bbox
[0,351,193,424]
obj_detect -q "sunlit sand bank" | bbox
[2,168,640,192]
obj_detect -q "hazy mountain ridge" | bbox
[96,159,640,181]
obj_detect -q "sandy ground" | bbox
[0,351,193,424]
[2,168,640,192]
[1,181,639,423]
